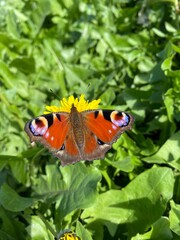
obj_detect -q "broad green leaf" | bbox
[103,32,134,52]
[32,164,65,197]
[82,167,174,237]
[143,131,180,170]
[26,215,54,240]
[161,55,174,71]
[0,206,25,240]
[132,217,173,240]
[33,163,101,219]
[6,9,20,38]
[29,0,51,37]
[64,65,92,89]
[0,156,29,184]
[55,163,101,220]
[85,221,104,240]
[149,217,173,240]
[106,156,135,173]
[0,184,34,212]
[0,61,29,98]
[8,157,29,184]
[10,57,35,74]
[76,221,92,240]
[99,87,116,105]
[169,200,180,236]
[0,61,17,89]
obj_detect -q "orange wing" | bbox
[25,112,84,166]
[25,112,70,151]
[84,109,134,144]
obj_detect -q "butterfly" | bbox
[59,231,81,240]
[24,95,134,166]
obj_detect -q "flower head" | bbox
[44,94,101,113]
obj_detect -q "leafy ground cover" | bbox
[0,0,180,239]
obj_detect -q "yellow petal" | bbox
[44,94,101,113]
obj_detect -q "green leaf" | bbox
[161,55,174,71]
[82,167,174,237]
[0,206,25,240]
[8,156,29,184]
[132,217,173,240]
[164,88,175,122]
[0,184,34,212]
[26,215,54,240]
[29,0,51,37]
[10,57,35,74]
[169,200,180,236]
[76,221,93,240]
[99,87,116,105]
[165,22,177,33]
[106,156,135,173]
[56,163,101,220]
[143,131,180,170]
[152,28,166,37]
[64,65,91,90]
[33,163,101,219]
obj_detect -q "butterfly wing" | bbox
[25,108,134,166]
[25,113,69,149]
[25,111,88,166]
[81,109,134,160]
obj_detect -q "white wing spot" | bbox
[112,124,117,130]
[45,131,49,138]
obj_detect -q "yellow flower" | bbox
[44,94,101,113]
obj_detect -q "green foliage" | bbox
[0,0,179,239]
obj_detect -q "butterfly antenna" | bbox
[49,89,61,100]
[81,83,91,97]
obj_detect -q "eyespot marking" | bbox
[111,112,130,127]
[30,118,48,136]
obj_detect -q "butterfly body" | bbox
[25,105,134,166]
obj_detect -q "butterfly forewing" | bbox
[25,112,70,151]
[84,109,134,144]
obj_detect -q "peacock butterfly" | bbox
[24,95,134,166]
